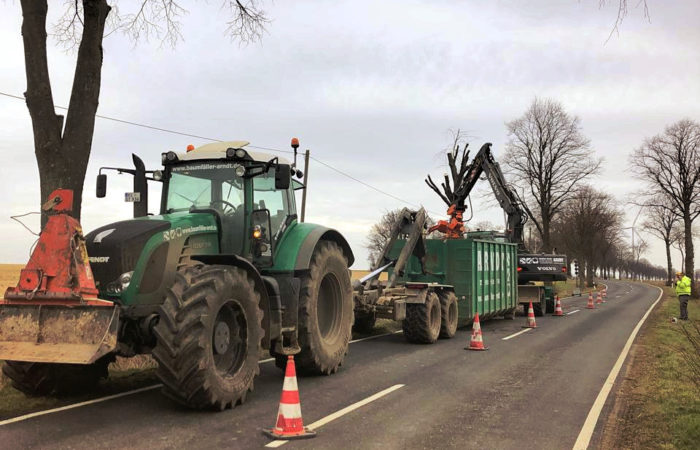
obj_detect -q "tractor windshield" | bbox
[165,162,244,213]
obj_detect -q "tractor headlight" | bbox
[119,271,134,290]
[234,164,246,177]
[106,271,134,295]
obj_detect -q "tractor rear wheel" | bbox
[291,241,353,375]
[402,293,441,344]
[2,357,111,396]
[438,291,458,339]
[152,265,263,410]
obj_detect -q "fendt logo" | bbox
[89,256,110,263]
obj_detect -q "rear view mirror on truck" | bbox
[96,174,107,198]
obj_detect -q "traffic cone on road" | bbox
[596,292,603,305]
[263,356,316,440]
[586,292,595,309]
[552,295,564,316]
[602,289,607,303]
[465,312,488,351]
[523,301,537,328]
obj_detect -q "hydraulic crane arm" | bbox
[427,143,528,249]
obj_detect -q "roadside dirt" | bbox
[599,288,698,449]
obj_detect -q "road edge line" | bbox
[350,330,403,344]
[265,384,405,447]
[572,284,663,450]
[502,328,533,341]
[0,384,162,427]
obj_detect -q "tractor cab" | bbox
[160,141,299,267]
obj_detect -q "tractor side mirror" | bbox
[275,164,291,190]
[96,174,107,198]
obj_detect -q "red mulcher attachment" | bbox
[0,189,119,364]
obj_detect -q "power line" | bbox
[1,90,438,215]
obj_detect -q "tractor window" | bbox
[166,172,212,212]
[253,171,289,240]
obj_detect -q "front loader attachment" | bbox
[0,189,119,365]
[0,303,119,364]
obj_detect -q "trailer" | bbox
[352,208,519,342]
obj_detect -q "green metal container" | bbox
[389,238,518,323]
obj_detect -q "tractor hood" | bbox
[84,213,219,292]
[85,218,171,291]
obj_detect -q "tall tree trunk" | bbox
[664,238,673,285]
[683,213,696,297]
[21,0,110,225]
[541,213,551,252]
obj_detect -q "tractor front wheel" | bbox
[288,241,353,375]
[152,265,263,410]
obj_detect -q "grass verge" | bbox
[600,286,700,449]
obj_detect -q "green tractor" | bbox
[0,140,354,410]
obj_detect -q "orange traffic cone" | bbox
[465,312,488,351]
[552,295,564,316]
[586,292,595,309]
[523,301,537,328]
[596,292,603,305]
[263,356,316,440]
[602,289,607,303]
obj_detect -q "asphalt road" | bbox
[1,280,660,450]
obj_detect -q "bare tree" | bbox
[504,98,601,251]
[640,197,679,285]
[599,0,650,42]
[553,186,622,287]
[631,119,700,296]
[365,209,434,267]
[18,1,268,224]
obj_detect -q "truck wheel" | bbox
[353,312,377,334]
[438,292,458,339]
[153,265,263,410]
[503,307,516,320]
[402,293,441,344]
[2,357,111,396]
[533,298,547,317]
[295,241,353,375]
[546,297,555,315]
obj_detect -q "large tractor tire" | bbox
[402,292,441,344]
[283,241,353,375]
[2,357,111,396]
[152,265,263,410]
[438,291,458,339]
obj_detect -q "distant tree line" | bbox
[365,100,694,292]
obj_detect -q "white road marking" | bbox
[502,328,533,340]
[0,384,162,427]
[1,330,405,426]
[264,384,405,447]
[566,309,580,315]
[573,285,663,450]
[350,330,403,344]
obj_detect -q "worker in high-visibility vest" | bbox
[674,271,692,321]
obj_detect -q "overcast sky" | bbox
[1,1,699,269]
